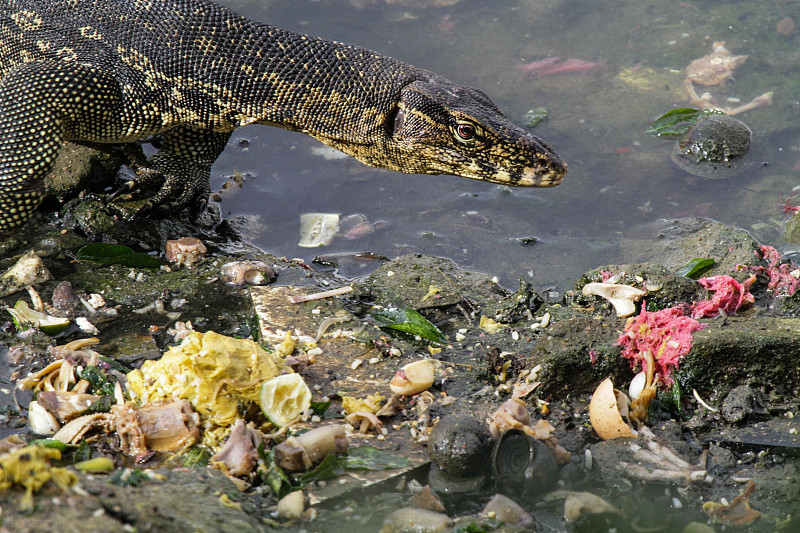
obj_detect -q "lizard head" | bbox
[379,77,567,187]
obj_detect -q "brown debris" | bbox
[113,400,200,456]
[211,419,265,477]
[703,480,763,526]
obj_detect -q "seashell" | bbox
[220,260,276,287]
[390,359,435,396]
[28,400,60,435]
[588,377,637,440]
[0,250,53,298]
[52,413,115,444]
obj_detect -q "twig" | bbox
[290,286,353,303]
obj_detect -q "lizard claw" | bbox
[106,180,139,202]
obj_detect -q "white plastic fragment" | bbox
[298,213,339,247]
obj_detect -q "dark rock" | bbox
[720,385,769,424]
[428,414,494,478]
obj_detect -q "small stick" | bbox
[290,286,353,303]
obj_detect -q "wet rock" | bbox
[710,419,800,456]
[671,114,751,179]
[2,468,265,533]
[51,281,80,315]
[678,317,800,396]
[529,315,629,396]
[355,254,510,328]
[720,385,769,425]
[44,142,122,200]
[428,415,494,479]
[620,217,760,274]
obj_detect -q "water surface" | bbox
[213,0,796,294]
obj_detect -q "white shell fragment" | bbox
[0,250,53,298]
[390,359,435,396]
[277,490,306,520]
[28,400,60,436]
[582,282,646,317]
[298,213,339,247]
[588,377,637,440]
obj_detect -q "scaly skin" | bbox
[0,0,566,234]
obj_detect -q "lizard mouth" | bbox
[516,157,568,187]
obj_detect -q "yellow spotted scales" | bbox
[0,0,567,234]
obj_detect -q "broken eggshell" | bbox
[220,260,277,287]
[389,359,435,396]
[589,377,637,440]
[581,283,646,317]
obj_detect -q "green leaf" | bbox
[646,108,725,137]
[74,440,91,463]
[80,366,116,396]
[183,446,212,467]
[296,453,343,485]
[310,400,331,417]
[29,439,76,452]
[675,258,715,279]
[109,468,150,487]
[258,445,294,499]
[84,395,114,416]
[339,446,410,470]
[76,243,162,268]
[370,307,447,345]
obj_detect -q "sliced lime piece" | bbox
[7,300,70,334]
[259,373,312,427]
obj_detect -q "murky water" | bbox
[213,0,798,293]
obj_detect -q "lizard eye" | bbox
[453,121,479,143]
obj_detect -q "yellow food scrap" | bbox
[427,345,442,355]
[274,330,296,358]
[219,492,243,511]
[342,394,385,415]
[421,285,442,302]
[479,315,504,333]
[127,331,285,428]
[0,445,78,510]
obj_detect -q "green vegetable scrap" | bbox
[81,366,116,396]
[259,444,411,498]
[646,108,724,137]
[370,306,447,344]
[675,258,715,279]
